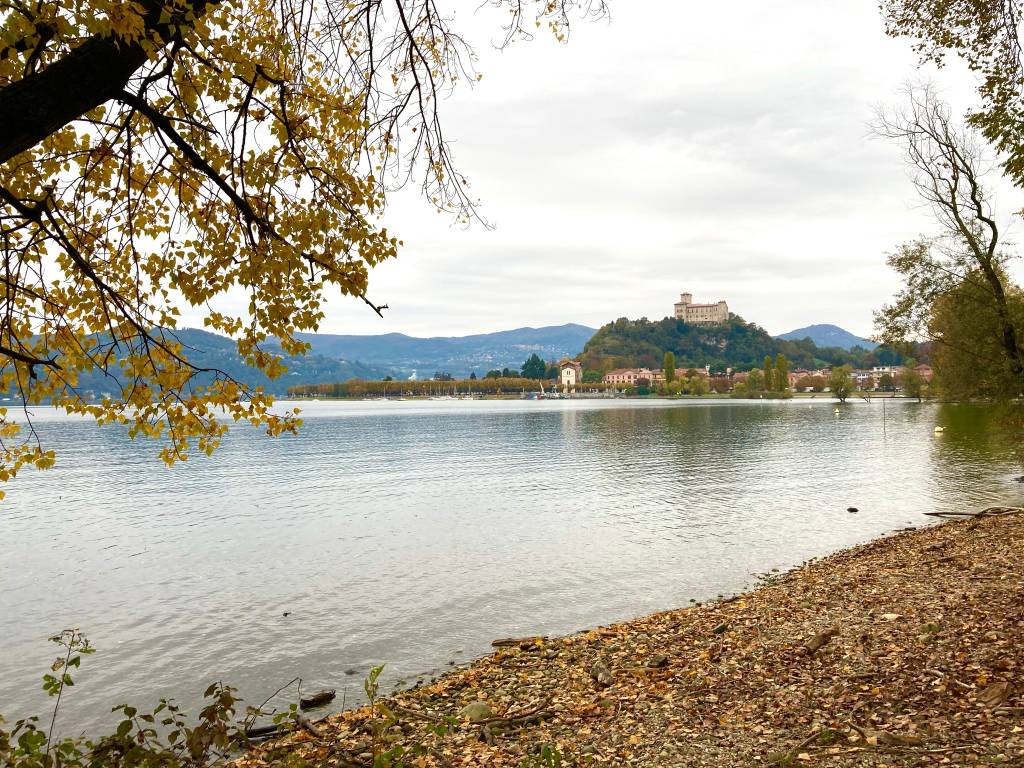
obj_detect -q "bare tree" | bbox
[873,84,1024,383]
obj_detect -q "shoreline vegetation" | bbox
[282,391,912,401]
[236,509,1024,768]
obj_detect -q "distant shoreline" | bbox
[283,392,915,402]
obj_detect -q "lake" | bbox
[0,398,1019,734]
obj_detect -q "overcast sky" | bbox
[247,1,1024,339]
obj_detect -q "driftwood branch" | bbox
[491,635,548,649]
[924,506,1023,518]
[474,697,554,727]
[299,689,336,710]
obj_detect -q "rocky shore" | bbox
[240,510,1024,767]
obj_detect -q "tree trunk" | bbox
[0,0,213,165]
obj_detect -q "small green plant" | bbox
[816,728,843,746]
[1,629,251,768]
[362,664,410,768]
[1,634,446,768]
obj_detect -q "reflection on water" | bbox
[0,398,1019,733]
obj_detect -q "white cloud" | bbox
[185,0,1024,340]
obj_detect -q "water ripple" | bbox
[0,399,1019,732]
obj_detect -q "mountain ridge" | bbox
[774,323,876,351]
[295,323,596,377]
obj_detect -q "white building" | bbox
[559,360,583,390]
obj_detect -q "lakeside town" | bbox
[289,292,934,400]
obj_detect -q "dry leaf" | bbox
[977,680,1015,708]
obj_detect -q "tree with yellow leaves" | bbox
[0,0,606,491]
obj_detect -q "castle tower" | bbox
[674,291,728,324]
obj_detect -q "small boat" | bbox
[934,426,945,433]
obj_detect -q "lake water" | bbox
[0,398,1020,734]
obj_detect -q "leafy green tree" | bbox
[829,365,854,402]
[763,356,774,392]
[774,354,789,392]
[545,364,560,379]
[900,362,925,401]
[746,368,764,392]
[663,352,676,384]
[879,373,894,391]
[484,370,502,379]
[582,370,602,383]
[521,353,547,380]
[501,367,519,378]
[433,372,453,382]
[690,375,709,396]
[928,275,1024,400]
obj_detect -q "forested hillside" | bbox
[581,316,908,372]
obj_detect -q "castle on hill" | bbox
[673,292,728,324]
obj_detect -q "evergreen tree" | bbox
[774,354,789,392]
[763,356,774,392]
[521,353,547,380]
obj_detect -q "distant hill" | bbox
[295,323,596,378]
[775,324,875,351]
[581,316,902,372]
[68,328,392,397]
[582,316,797,371]
[25,324,597,400]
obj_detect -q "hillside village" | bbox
[596,361,933,393]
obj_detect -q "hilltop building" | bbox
[674,292,728,324]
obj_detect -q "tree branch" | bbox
[0,0,217,164]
